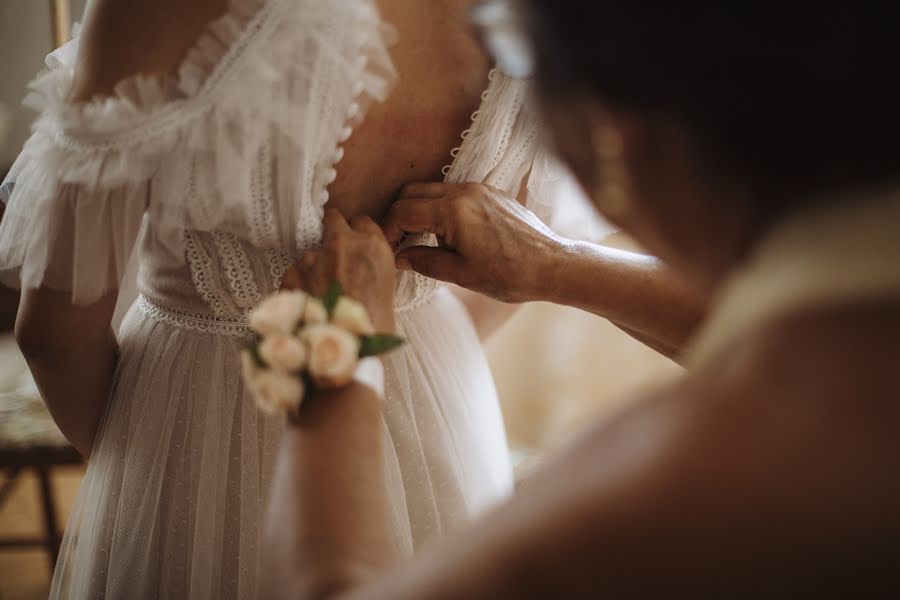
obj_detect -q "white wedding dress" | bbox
[0,1,558,598]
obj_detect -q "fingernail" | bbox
[396,258,412,271]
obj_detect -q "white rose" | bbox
[258,334,308,373]
[302,324,361,388]
[303,297,328,325]
[249,291,308,336]
[250,370,306,416]
[332,296,376,335]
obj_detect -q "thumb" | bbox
[396,246,466,284]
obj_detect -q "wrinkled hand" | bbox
[282,209,396,333]
[382,182,564,303]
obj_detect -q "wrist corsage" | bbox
[241,282,404,416]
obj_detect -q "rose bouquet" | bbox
[241,282,404,416]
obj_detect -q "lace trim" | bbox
[265,249,293,293]
[212,232,263,311]
[136,295,252,338]
[184,231,232,318]
[441,68,498,179]
[44,0,284,151]
[488,82,528,188]
[250,141,278,246]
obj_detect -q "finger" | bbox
[300,251,318,270]
[292,250,329,296]
[323,208,352,242]
[280,266,303,291]
[395,246,466,284]
[349,214,383,237]
[398,182,448,200]
[382,199,446,246]
[307,256,334,297]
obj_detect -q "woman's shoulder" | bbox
[71,0,229,101]
[717,297,900,406]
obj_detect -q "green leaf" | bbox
[359,334,406,358]
[322,281,344,317]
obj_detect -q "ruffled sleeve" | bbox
[0,45,168,303]
[0,0,396,305]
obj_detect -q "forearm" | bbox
[15,289,119,457]
[539,241,707,362]
[262,384,396,600]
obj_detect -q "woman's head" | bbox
[517,2,900,286]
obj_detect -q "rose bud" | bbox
[258,334,308,373]
[249,291,308,336]
[302,324,362,388]
[332,297,376,335]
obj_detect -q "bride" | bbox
[0,0,551,596]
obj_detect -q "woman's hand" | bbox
[282,209,397,333]
[381,182,566,303]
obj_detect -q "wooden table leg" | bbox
[0,466,23,505]
[36,465,62,574]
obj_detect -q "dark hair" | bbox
[525,1,900,196]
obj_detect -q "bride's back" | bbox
[328,0,490,219]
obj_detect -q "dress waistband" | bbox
[136,295,253,338]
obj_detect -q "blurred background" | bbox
[0,2,679,598]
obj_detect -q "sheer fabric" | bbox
[0,0,554,597]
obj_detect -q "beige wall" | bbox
[0,0,85,166]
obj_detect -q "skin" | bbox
[261,38,900,600]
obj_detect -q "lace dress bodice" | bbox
[0,0,555,328]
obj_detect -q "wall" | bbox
[0,0,86,166]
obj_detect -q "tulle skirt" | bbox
[50,287,512,599]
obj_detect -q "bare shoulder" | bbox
[72,0,229,100]
[716,296,900,412]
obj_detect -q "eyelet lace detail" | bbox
[212,232,264,311]
[137,295,252,338]
[265,249,293,292]
[184,231,232,319]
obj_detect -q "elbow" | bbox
[14,291,115,362]
[14,309,75,364]
[14,312,53,362]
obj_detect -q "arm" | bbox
[540,240,705,359]
[0,205,19,332]
[384,183,706,362]
[264,210,400,597]
[15,290,118,457]
[262,384,395,599]
[11,0,229,457]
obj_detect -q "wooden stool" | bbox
[0,377,83,576]
[0,445,82,572]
